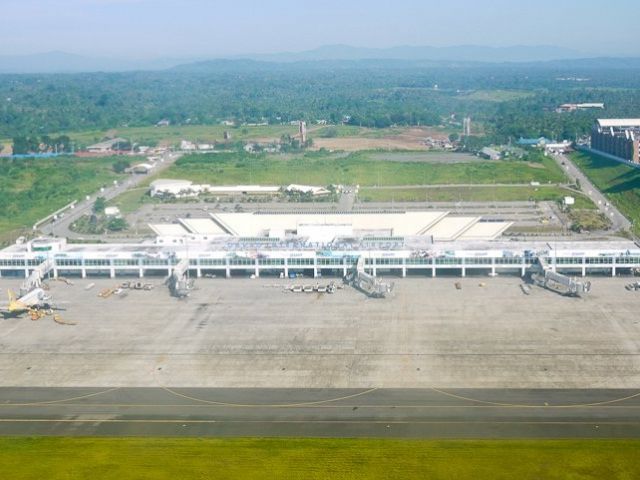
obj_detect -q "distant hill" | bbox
[239,44,588,63]
[171,56,640,74]
[533,57,640,69]
[3,45,640,74]
[0,51,192,74]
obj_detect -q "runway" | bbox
[1,387,640,438]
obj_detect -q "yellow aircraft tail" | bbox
[7,289,23,312]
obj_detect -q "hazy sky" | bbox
[2,0,639,58]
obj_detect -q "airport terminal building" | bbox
[1,211,640,280]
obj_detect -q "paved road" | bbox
[338,186,356,211]
[555,153,632,232]
[40,151,181,241]
[1,387,639,438]
[362,183,565,189]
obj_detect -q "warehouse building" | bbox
[591,119,640,164]
[86,137,129,154]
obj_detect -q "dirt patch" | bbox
[369,152,481,163]
[312,127,448,151]
[1,142,13,155]
[313,137,429,151]
[526,162,546,169]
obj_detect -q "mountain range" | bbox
[237,44,587,63]
[0,45,634,74]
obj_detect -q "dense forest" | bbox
[2,59,640,144]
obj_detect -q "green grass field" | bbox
[25,124,301,148]
[456,89,535,102]
[161,151,566,187]
[0,156,127,236]
[315,124,456,139]
[1,438,638,480]
[571,151,640,233]
[1,125,457,149]
[359,185,595,208]
[107,186,159,215]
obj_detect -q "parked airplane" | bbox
[1,288,62,319]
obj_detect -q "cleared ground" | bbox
[3,438,639,480]
[1,276,639,389]
[311,126,452,151]
[162,151,566,187]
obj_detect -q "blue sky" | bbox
[2,0,639,58]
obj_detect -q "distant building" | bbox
[86,138,128,154]
[131,163,155,174]
[591,119,640,164]
[180,140,197,151]
[517,137,551,147]
[156,119,171,127]
[285,184,330,196]
[104,206,121,217]
[150,180,330,199]
[150,179,197,198]
[545,141,573,154]
[244,142,281,154]
[557,103,605,113]
[480,147,501,160]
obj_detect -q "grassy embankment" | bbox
[571,151,640,234]
[110,150,569,213]
[1,438,639,480]
[359,185,595,208]
[161,151,566,186]
[42,125,300,148]
[456,89,535,102]
[0,124,454,148]
[0,156,126,240]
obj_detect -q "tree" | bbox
[448,133,460,142]
[112,160,130,173]
[12,136,39,155]
[107,217,128,231]
[93,196,106,214]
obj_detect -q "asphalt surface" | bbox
[1,387,640,438]
[555,153,632,231]
[40,151,181,241]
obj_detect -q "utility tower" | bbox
[299,121,307,144]
[463,117,472,136]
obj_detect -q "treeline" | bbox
[489,88,640,141]
[1,62,640,141]
[12,135,72,154]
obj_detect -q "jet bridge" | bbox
[530,256,591,297]
[20,258,54,297]
[166,258,194,298]
[345,257,394,298]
